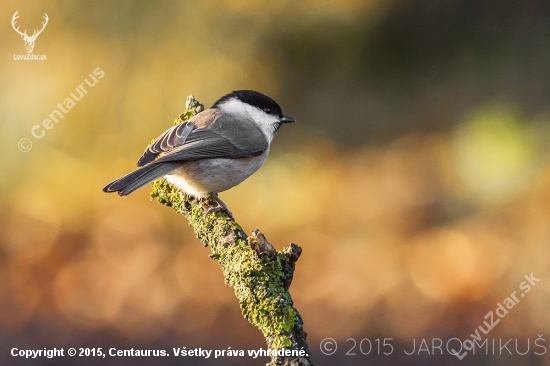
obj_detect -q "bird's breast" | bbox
[164,151,269,197]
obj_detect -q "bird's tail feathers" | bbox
[103,162,179,196]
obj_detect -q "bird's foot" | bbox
[204,194,234,220]
[205,206,233,219]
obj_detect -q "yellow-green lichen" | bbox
[152,175,298,346]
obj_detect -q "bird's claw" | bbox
[204,204,234,220]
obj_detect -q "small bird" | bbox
[103,90,296,217]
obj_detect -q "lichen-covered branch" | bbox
[149,95,313,366]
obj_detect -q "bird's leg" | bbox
[205,193,234,219]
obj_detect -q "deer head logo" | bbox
[11,11,49,54]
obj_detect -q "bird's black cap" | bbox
[213,90,284,117]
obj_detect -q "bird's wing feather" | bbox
[137,121,196,166]
[137,110,268,166]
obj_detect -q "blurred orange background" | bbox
[1,1,550,365]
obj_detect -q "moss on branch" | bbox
[149,95,312,366]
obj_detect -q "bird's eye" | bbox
[263,108,271,113]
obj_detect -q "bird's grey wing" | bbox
[153,114,269,163]
[136,121,196,166]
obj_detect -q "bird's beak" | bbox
[280,114,296,123]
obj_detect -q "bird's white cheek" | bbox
[220,99,278,142]
[252,115,279,143]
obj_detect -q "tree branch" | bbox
[149,95,313,366]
